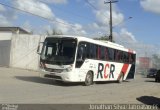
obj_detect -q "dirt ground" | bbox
[0,67,159,109]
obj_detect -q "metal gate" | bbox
[0,40,11,67]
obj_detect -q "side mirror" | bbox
[37,42,43,54]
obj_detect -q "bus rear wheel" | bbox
[84,71,93,86]
[117,73,124,83]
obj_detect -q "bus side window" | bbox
[122,51,128,63]
[105,47,109,61]
[126,52,129,63]
[90,44,97,59]
[122,51,126,63]
[129,53,132,63]
[90,44,93,59]
[77,43,86,61]
[97,46,101,60]
[76,42,86,68]
[108,48,115,61]
[131,54,136,64]
[120,51,123,62]
[86,43,90,58]
[100,46,105,60]
[124,52,129,63]
[115,50,121,62]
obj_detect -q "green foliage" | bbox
[93,35,115,42]
[47,29,63,35]
[152,54,160,69]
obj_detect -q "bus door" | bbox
[75,42,89,81]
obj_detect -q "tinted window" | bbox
[90,44,97,59]
[108,48,115,61]
[97,46,101,60]
[123,52,129,63]
[100,46,105,60]
[75,41,135,64]
[131,54,136,64]
[115,50,120,62]
[105,47,109,61]
[76,42,87,68]
[86,43,90,58]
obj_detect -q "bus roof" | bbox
[47,35,136,54]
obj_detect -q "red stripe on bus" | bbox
[117,64,129,80]
[121,64,129,75]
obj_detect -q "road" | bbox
[0,67,160,106]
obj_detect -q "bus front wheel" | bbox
[84,71,93,86]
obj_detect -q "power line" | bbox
[113,17,133,28]
[0,2,77,28]
[13,0,54,18]
[84,0,98,11]
[12,0,96,24]
[84,0,114,37]
[84,0,108,18]
[39,0,95,22]
[15,0,95,22]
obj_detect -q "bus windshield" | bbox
[40,37,77,65]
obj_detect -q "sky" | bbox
[0,0,160,57]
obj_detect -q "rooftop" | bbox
[0,27,31,34]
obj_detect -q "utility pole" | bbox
[104,0,118,42]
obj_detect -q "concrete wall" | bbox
[10,34,45,70]
[0,32,12,40]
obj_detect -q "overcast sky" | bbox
[0,0,160,57]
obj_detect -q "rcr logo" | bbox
[97,63,115,79]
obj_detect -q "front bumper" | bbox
[39,69,79,82]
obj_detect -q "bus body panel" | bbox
[39,59,135,82]
[76,59,134,82]
[39,68,80,82]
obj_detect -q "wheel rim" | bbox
[120,75,123,82]
[118,73,123,82]
[86,73,92,85]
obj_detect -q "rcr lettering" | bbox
[97,63,115,79]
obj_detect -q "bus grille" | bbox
[44,74,62,80]
[45,68,63,73]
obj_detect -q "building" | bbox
[138,57,151,69]
[0,27,31,34]
[137,57,153,74]
[0,27,31,67]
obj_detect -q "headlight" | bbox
[64,65,73,72]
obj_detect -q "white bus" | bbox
[37,35,136,86]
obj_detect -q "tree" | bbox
[93,35,115,42]
[152,54,160,69]
[46,29,63,35]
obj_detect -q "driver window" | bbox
[77,43,86,61]
[76,42,86,68]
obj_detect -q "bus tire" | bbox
[84,71,93,86]
[155,78,158,82]
[117,73,124,83]
[55,80,64,85]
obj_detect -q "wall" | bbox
[10,34,45,70]
[0,32,12,40]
